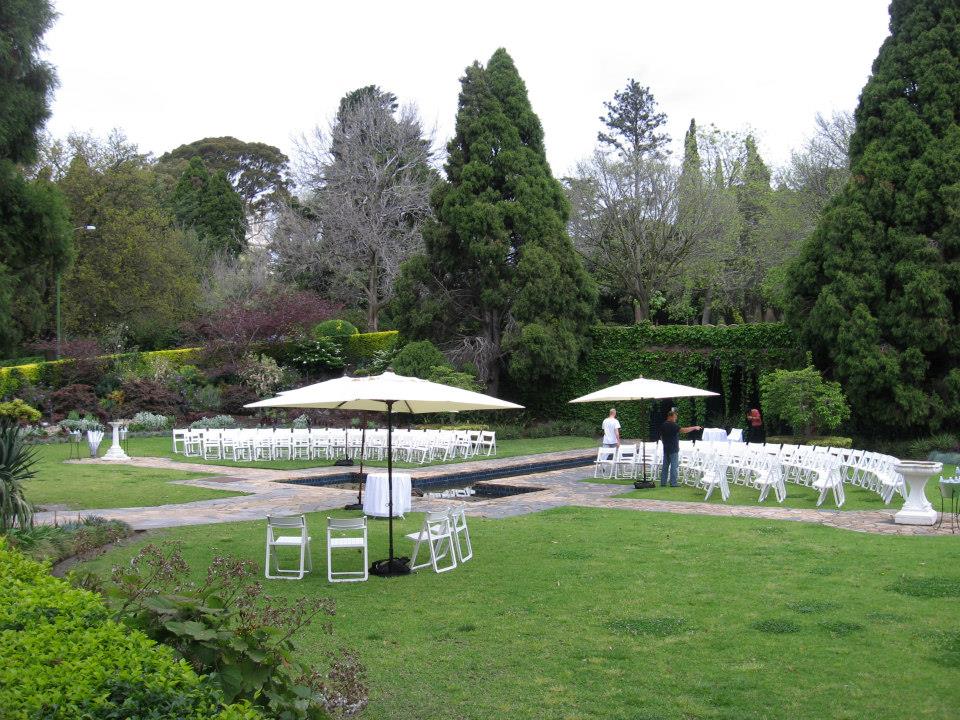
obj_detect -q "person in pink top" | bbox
[746,408,763,444]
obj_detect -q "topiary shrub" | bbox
[0,399,41,425]
[391,340,449,379]
[219,384,259,415]
[312,319,359,338]
[120,379,186,417]
[0,541,263,719]
[51,384,101,420]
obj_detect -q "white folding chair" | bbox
[265,515,312,580]
[326,516,368,583]
[615,444,638,479]
[478,431,497,456]
[593,447,617,478]
[407,511,458,573]
[702,455,730,501]
[448,505,473,563]
[172,428,187,454]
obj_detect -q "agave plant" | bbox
[0,420,38,531]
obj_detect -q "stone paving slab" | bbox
[47,452,960,537]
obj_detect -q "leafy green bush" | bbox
[128,411,172,432]
[344,330,399,364]
[426,365,481,391]
[190,415,239,429]
[238,353,284,397]
[96,542,368,718]
[0,541,262,720]
[0,399,41,424]
[760,366,850,437]
[312,319,359,338]
[392,340,448,379]
[186,384,223,412]
[292,337,345,372]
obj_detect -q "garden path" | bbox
[32,453,955,536]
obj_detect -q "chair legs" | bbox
[265,537,312,580]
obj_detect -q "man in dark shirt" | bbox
[660,410,701,487]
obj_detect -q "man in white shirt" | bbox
[601,408,621,447]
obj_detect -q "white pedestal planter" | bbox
[893,460,941,525]
[101,421,130,461]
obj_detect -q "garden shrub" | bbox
[238,353,284,397]
[0,542,262,720]
[190,415,239,429]
[0,399,41,424]
[120,379,186,416]
[392,340,449,379]
[425,365,480,391]
[0,420,37,531]
[760,366,851,437]
[58,412,104,433]
[186,384,223,412]
[94,542,368,718]
[292,336,345,372]
[313,318,359,338]
[219,384,259,414]
[907,433,959,459]
[128,411,172,432]
[51,384,102,419]
[344,330,399,364]
[5,517,134,564]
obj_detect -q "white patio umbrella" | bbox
[247,371,523,575]
[569,376,719,486]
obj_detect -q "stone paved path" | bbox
[33,453,957,536]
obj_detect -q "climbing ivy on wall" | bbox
[507,323,804,438]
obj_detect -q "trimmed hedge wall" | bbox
[0,348,201,397]
[510,322,804,439]
[0,542,261,719]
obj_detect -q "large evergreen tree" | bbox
[393,49,596,392]
[0,0,71,355]
[171,157,247,256]
[787,0,960,434]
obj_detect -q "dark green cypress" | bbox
[395,49,596,392]
[787,0,960,434]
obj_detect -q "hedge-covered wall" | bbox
[509,323,804,439]
[0,541,260,719]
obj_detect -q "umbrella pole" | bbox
[344,416,366,510]
[387,401,394,563]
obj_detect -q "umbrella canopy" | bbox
[569,377,719,404]
[248,371,523,413]
[246,371,522,575]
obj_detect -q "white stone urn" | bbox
[101,421,130,461]
[893,460,942,525]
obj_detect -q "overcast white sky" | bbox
[43,0,891,177]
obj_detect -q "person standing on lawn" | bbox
[601,408,621,447]
[660,409,701,487]
[746,408,764,444]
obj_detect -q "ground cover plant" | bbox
[24,441,246,510]
[587,467,953,512]
[80,507,960,720]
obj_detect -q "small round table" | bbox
[363,472,412,518]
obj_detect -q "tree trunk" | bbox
[701,286,713,325]
[366,263,379,332]
[633,296,649,324]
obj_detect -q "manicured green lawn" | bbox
[590,465,955,512]
[124,435,596,470]
[25,442,245,511]
[81,508,960,719]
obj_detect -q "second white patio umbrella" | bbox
[569,376,719,487]
[247,371,523,575]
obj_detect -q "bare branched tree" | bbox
[569,150,731,323]
[779,111,854,213]
[272,91,436,330]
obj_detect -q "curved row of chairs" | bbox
[173,427,497,464]
[594,440,905,509]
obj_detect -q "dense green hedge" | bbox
[0,347,200,397]
[510,322,804,438]
[0,542,261,720]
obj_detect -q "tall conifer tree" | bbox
[394,49,596,392]
[787,0,960,433]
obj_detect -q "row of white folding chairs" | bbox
[593,443,661,479]
[173,427,496,463]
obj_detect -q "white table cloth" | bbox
[363,472,412,518]
[701,428,729,442]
